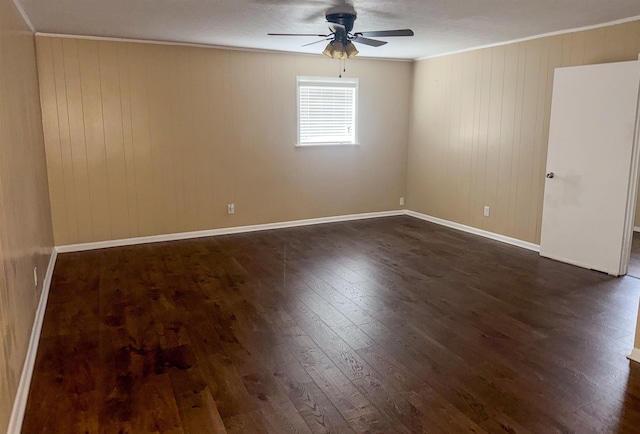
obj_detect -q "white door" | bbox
[540,60,640,276]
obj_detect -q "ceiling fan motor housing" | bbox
[326,12,357,37]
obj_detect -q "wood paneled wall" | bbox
[35,36,412,246]
[0,0,55,430]
[407,21,640,244]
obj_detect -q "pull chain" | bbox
[338,58,347,78]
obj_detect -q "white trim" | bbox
[33,15,640,62]
[620,60,640,276]
[11,0,35,33]
[7,248,57,434]
[33,33,412,63]
[55,210,545,254]
[416,15,640,61]
[634,226,640,232]
[628,348,640,364]
[406,210,540,252]
[295,143,361,147]
[55,210,405,253]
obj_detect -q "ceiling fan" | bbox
[268,12,414,59]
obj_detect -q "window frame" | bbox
[296,76,359,147]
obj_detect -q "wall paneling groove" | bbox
[36,37,412,246]
[408,20,640,244]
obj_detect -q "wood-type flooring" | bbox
[22,216,640,433]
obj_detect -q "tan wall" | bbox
[0,0,55,431]
[407,21,640,244]
[35,36,412,246]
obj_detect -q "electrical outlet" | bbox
[399,197,405,206]
[227,203,235,214]
[483,206,490,217]
[33,267,38,288]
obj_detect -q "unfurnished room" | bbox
[3,0,640,432]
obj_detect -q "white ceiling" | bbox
[19,0,640,60]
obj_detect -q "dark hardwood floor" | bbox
[23,216,640,433]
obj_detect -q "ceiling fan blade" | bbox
[328,22,346,32]
[352,36,387,47]
[268,33,331,37]
[355,29,414,37]
[301,38,332,47]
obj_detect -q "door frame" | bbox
[620,56,640,276]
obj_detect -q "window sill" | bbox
[295,143,360,147]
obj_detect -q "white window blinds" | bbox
[297,77,358,145]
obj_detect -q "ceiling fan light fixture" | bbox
[323,43,333,58]
[331,41,345,59]
[345,42,359,59]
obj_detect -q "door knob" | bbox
[546,172,554,179]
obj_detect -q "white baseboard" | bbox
[628,348,640,364]
[56,210,406,253]
[7,248,57,434]
[634,226,640,233]
[406,210,540,252]
[56,209,541,254]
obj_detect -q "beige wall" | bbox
[0,0,55,431]
[35,36,412,246]
[407,21,640,244]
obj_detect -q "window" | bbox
[297,76,358,146]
